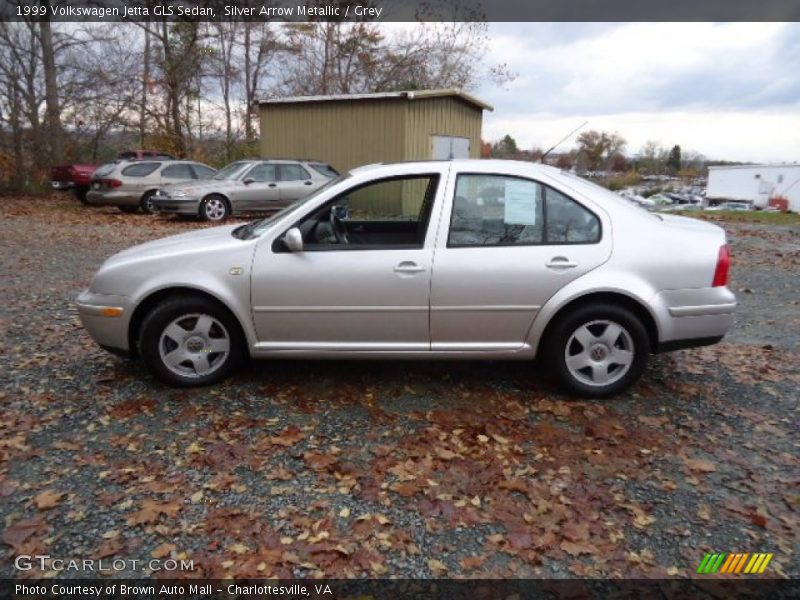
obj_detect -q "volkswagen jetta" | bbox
[77,160,736,397]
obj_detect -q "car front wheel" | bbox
[200,195,229,221]
[548,303,649,398]
[138,295,245,387]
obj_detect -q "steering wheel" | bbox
[329,209,349,244]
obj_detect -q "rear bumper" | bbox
[76,290,132,353]
[152,197,200,215]
[652,286,736,349]
[86,190,140,207]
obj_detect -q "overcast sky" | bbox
[475,23,800,163]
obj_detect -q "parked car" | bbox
[151,159,339,221]
[86,160,217,214]
[50,150,177,204]
[50,164,97,203]
[77,160,735,398]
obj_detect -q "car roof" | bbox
[349,159,564,177]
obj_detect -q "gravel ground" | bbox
[1,194,797,580]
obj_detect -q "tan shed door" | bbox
[431,135,470,160]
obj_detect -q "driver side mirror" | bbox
[243,177,255,185]
[283,227,303,252]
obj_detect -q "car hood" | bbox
[107,224,243,265]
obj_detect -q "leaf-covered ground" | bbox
[1,195,798,579]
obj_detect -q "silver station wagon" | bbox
[77,160,736,397]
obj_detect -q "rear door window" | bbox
[121,162,160,177]
[161,164,195,180]
[278,164,312,181]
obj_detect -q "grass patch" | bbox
[674,210,800,225]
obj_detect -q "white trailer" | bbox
[707,164,800,212]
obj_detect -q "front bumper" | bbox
[152,196,200,215]
[76,290,133,354]
[51,181,72,190]
[652,286,736,349]
[86,190,140,207]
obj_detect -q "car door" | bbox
[430,171,612,351]
[160,163,196,186]
[276,163,315,206]
[230,163,279,212]
[250,168,447,351]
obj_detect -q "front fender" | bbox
[129,268,257,352]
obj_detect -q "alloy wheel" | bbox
[158,313,231,378]
[564,319,634,387]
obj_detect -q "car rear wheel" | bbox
[119,206,139,214]
[547,303,649,398]
[200,195,229,221]
[138,295,245,387]
[140,191,158,214]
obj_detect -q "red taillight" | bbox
[106,179,122,188]
[712,244,730,287]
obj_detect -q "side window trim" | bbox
[446,172,602,248]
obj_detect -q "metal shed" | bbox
[258,89,493,173]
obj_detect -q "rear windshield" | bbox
[121,162,161,177]
[309,163,339,178]
[93,163,117,177]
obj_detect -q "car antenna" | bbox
[540,121,589,163]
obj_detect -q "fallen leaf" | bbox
[34,489,63,510]
[427,558,447,575]
[560,540,598,556]
[151,543,175,559]
[684,458,717,473]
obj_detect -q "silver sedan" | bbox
[77,160,736,397]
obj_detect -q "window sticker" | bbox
[504,180,539,225]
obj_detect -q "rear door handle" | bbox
[393,261,425,275]
[546,256,578,270]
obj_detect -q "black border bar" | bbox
[1,0,800,23]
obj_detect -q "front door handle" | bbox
[546,256,578,270]
[393,261,425,275]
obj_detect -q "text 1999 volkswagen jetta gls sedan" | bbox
[77,160,736,398]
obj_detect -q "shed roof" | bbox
[258,89,494,112]
[708,163,800,171]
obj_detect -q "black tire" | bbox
[200,195,229,221]
[546,303,649,398]
[139,190,158,214]
[119,205,139,214]
[74,186,89,204]
[138,295,246,387]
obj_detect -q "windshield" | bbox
[233,175,349,240]
[213,161,252,181]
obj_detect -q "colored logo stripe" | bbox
[698,552,774,574]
